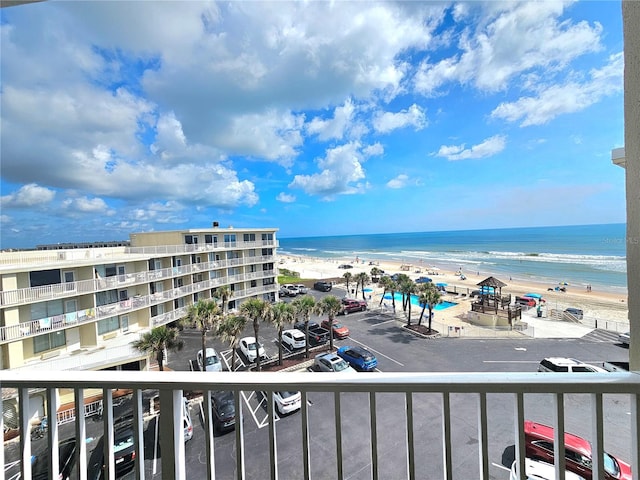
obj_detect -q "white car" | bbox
[281,329,305,350]
[296,284,309,294]
[538,357,607,373]
[282,284,300,296]
[619,331,630,346]
[510,458,585,480]
[272,391,301,415]
[312,353,356,373]
[197,348,222,372]
[239,336,267,363]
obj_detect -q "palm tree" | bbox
[214,285,232,316]
[378,275,394,306]
[315,295,342,352]
[418,283,442,332]
[370,267,381,282]
[355,272,370,300]
[398,277,417,325]
[395,274,411,311]
[216,314,247,371]
[342,271,353,295]
[132,326,183,372]
[271,301,296,365]
[239,298,272,372]
[187,299,221,371]
[292,295,317,358]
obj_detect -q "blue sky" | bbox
[0,1,626,249]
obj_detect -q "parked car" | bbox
[313,281,332,292]
[239,336,267,362]
[524,420,632,480]
[271,391,302,415]
[337,346,377,371]
[279,284,299,297]
[619,331,630,346]
[281,329,306,350]
[339,298,367,314]
[211,391,236,433]
[294,321,330,346]
[338,264,353,269]
[510,458,586,480]
[89,422,137,479]
[197,347,222,372]
[296,284,309,294]
[32,437,77,480]
[312,353,355,372]
[564,307,584,320]
[415,276,432,284]
[538,357,607,373]
[321,319,350,339]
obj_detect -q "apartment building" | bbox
[0,225,279,372]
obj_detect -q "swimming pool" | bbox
[383,293,457,310]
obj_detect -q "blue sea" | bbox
[278,224,628,293]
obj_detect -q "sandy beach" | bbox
[278,253,629,335]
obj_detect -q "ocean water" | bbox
[278,224,628,293]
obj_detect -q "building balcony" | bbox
[1,370,638,480]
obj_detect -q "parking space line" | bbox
[348,338,404,367]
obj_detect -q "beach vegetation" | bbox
[132,326,183,372]
[370,267,382,282]
[271,301,296,366]
[185,299,222,371]
[239,298,273,372]
[417,283,442,333]
[216,314,248,371]
[278,268,300,278]
[378,276,397,310]
[279,273,302,285]
[342,271,354,294]
[355,272,370,300]
[315,295,342,352]
[291,295,317,358]
[397,276,417,325]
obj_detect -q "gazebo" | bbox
[471,276,521,325]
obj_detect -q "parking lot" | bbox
[161,290,632,480]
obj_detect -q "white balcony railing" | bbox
[1,370,638,480]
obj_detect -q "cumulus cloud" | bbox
[414,2,603,96]
[276,192,296,203]
[490,52,623,126]
[289,142,369,197]
[373,104,427,134]
[0,184,56,208]
[386,174,409,189]
[306,98,357,141]
[62,196,114,215]
[435,135,506,161]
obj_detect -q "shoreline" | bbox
[277,252,629,326]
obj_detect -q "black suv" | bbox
[313,281,332,292]
[212,391,236,433]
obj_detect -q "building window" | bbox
[98,316,120,335]
[243,233,256,242]
[30,299,63,321]
[262,248,273,256]
[96,290,118,306]
[33,330,66,354]
[262,233,273,241]
[250,280,257,288]
[224,234,236,244]
[30,269,62,287]
[185,235,194,244]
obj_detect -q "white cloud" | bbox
[0,184,56,208]
[62,196,114,215]
[289,142,368,197]
[276,192,296,203]
[306,98,357,141]
[0,215,11,224]
[363,143,384,157]
[386,174,409,189]
[414,2,603,96]
[373,104,427,134]
[490,52,623,126]
[435,135,506,161]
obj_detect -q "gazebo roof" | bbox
[477,276,507,288]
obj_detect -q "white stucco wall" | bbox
[623,1,639,371]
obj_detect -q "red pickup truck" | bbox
[339,298,367,315]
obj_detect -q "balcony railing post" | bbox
[103,388,116,480]
[235,389,246,480]
[158,389,186,480]
[334,391,344,480]
[204,391,216,479]
[514,392,526,480]
[553,393,567,480]
[74,387,88,479]
[591,393,605,480]
[267,391,278,480]
[19,387,32,480]
[405,392,415,480]
[441,392,452,480]
[301,391,311,480]
[133,389,145,480]
[477,392,489,480]
[47,387,60,480]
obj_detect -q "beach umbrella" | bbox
[524,293,543,299]
[363,288,373,293]
[436,282,448,287]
